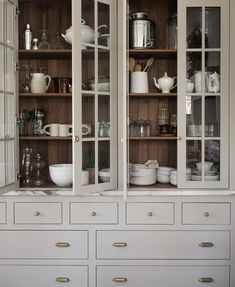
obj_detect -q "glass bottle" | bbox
[166,14,177,49]
[18,109,28,136]
[33,153,47,186]
[19,64,32,93]
[53,32,64,49]
[38,30,51,50]
[21,147,33,185]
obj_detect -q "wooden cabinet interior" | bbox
[128,0,178,189]
[18,0,72,187]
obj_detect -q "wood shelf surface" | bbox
[19,93,72,97]
[19,136,72,141]
[129,93,177,97]
[19,49,72,59]
[129,136,178,140]
[129,183,176,190]
[129,48,177,58]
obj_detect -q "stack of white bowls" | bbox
[130,164,157,185]
[170,169,177,186]
[156,167,174,183]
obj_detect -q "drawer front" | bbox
[0,231,88,259]
[97,266,229,287]
[0,202,6,224]
[126,203,174,224]
[182,203,231,225]
[14,202,62,224]
[70,203,118,224]
[96,230,230,259]
[0,265,88,287]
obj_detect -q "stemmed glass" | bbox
[19,64,32,93]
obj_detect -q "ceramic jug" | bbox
[153,72,177,93]
[206,71,220,93]
[30,73,51,93]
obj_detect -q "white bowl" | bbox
[157,175,170,183]
[49,164,72,187]
[170,179,177,186]
[196,161,214,171]
[99,168,110,183]
[90,82,110,91]
[158,166,174,173]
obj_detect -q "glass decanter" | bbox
[53,32,64,49]
[38,30,51,50]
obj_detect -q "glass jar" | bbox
[18,110,28,136]
[145,119,151,136]
[166,14,177,49]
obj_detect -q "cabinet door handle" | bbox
[55,242,70,247]
[198,277,214,283]
[91,211,97,216]
[55,277,70,283]
[34,211,40,216]
[148,211,153,216]
[112,242,127,247]
[112,277,128,283]
[199,242,214,248]
[74,136,80,142]
[204,212,210,217]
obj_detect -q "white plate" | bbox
[130,178,157,185]
[192,168,217,176]
[191,174,220,181]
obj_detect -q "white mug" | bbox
[59,124,72,137]
[82,124,92,136]
[43,124,59,136]
[130,71,149,93]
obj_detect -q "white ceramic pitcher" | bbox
[30,73,51,93]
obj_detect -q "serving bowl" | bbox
[49,164,73,187]
[99,168,110,183]
[196,161,214,171]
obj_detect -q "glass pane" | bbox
[187,140,202,181]
[82,0,94,45]
[205,52,220,93]
[98,49,110,92]
[82,94,94,138]
[5,47,14,93]
[6,139,15,185]
[82,141,95,185]
[205,7,220,48]
[82,49,95,90]
[0,93,4,138]
[205,96,220,137]
[0,45,4,90]
[187,7,202,48]
[0,0,3,43]
[98,2,110,47]
[5,94,15,137]
[6,0,14,47]
[186,52,201,90]
[0,141,5,187]
[98,95,110,138]
[205,140,220,181]
[98,141,110,184]
[186,96,202,137]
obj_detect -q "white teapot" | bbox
[30,73,51,93]
[206,71,220,93]
[61,20,107,45]
[153,72,177,93]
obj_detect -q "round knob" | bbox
[34,211,40,216]
[91,211,96,216]
[148,211,153,217]
[204,212,209,217]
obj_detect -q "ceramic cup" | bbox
[43,124,59,136]
[130,71,149,93]
[82,124,92,136]
[59,124,72,137]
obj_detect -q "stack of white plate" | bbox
[156,167,174,183]
[191,162,219,181]
[130,165,157,185]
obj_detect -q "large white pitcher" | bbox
[30,73,51,93]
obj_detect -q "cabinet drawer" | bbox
[97,266,229,287]
[0,231,88,259]
[96,230,230,259]
[70,203,118,224]
[126,203,174,224]
[182,203,231,225]
[0,202,6,224]
[0,265,88,287]
[14,202,62,224]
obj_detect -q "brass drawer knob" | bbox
[204,212,210,217]
[34,211,40,216]
[199,277,214,283]
[112,242,127,247]
[112,277,128,283]
[91,211,97,216]
[199,242,214,248]
[148,211,153,216]
[55,277,70,283]
[55,242,70,247]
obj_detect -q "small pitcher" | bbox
[30,73,51,93]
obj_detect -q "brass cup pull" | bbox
[91,211,97,216]
[55,277,70,283]
[177,136,183,140]
[34,211,40,216]
[148,211,153,216]
[204,212,210,217]
[199,242,214,248]
[199,277,214,283]
[74,136,80,142]
[55,242,70,247]
[112,242,127,247]
[112,277,128,283]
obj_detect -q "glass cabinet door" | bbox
[73,0,117,193]
[178,0,229,188]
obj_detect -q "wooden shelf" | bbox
[129,183,176,189]
[19,49,72,59]
[129,136,178,140]
[20,182,72,189]
[129,49,177,59]
[129,93,177,97]
[19,93,72,97]
[19,136,72,141]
